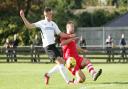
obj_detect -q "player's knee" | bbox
[55,57,65,64]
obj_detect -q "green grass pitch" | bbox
[0,63,128,89]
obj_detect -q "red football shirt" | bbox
[61,37,83,75]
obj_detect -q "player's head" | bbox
[44,7,53,21]
[66,21,75,34]
[107,35,111,39]
[121,33,124,38]
[6,38,9,43]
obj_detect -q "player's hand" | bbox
[20,9,25,17]
[69,34,76,38]
[71,37,79,43]
[72,37,79,41]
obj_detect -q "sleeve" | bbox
[33,21,41,28]
[53,22,61,35]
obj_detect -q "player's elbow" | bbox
[27,26,34,29]
[59,32,69,38]
[26,23,35,29]
[26,26,32,29]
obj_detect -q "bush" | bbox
[77,9,126,27]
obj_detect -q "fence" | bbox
[0,46,128,63]
[0,46,50,63]
[0,27,128,63]
[76,27,128,48]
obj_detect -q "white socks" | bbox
[58,64,70,83]
[47,65,59,77]
[47,64,70,83]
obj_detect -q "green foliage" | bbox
[92,10,109,26]
[45,0,77,31]
[0,0,128,45]
[22,29,30,45]
[119,0,128,6]
[77,12,92,27]
[77,9,126,27]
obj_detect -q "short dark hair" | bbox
[67,21,74,25]
[44,7,52,12]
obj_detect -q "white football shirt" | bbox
[34,20,61,47]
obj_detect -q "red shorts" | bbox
[68,56,83,76]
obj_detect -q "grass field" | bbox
[0,63,128,89]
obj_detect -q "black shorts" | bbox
[44,44,62,60]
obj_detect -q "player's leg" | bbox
[56,57,73,84]
[45,57,71,84]
[44,44,71,84]
[44,63,60,85]
[81,58,102,81]
[74,70,86,84]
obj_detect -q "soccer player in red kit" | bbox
[60,21,102,84]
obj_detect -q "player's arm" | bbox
[60,37,79,46]
[76,45,88,53]
[59,32,76,39]
[54,23,76,38]
[20,10,36,29]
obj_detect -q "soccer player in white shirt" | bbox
[20,7,74,85]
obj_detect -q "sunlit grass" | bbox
[0,63,128,89]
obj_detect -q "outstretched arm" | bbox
[20,10,36,29]
[59,32,76,38]
[60,37,79,46]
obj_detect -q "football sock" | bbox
[47,65,59,77]
[74,73,80,84]
[58,64,70,83]
[86,60,96,77]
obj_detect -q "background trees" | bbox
[0,0,127,45]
